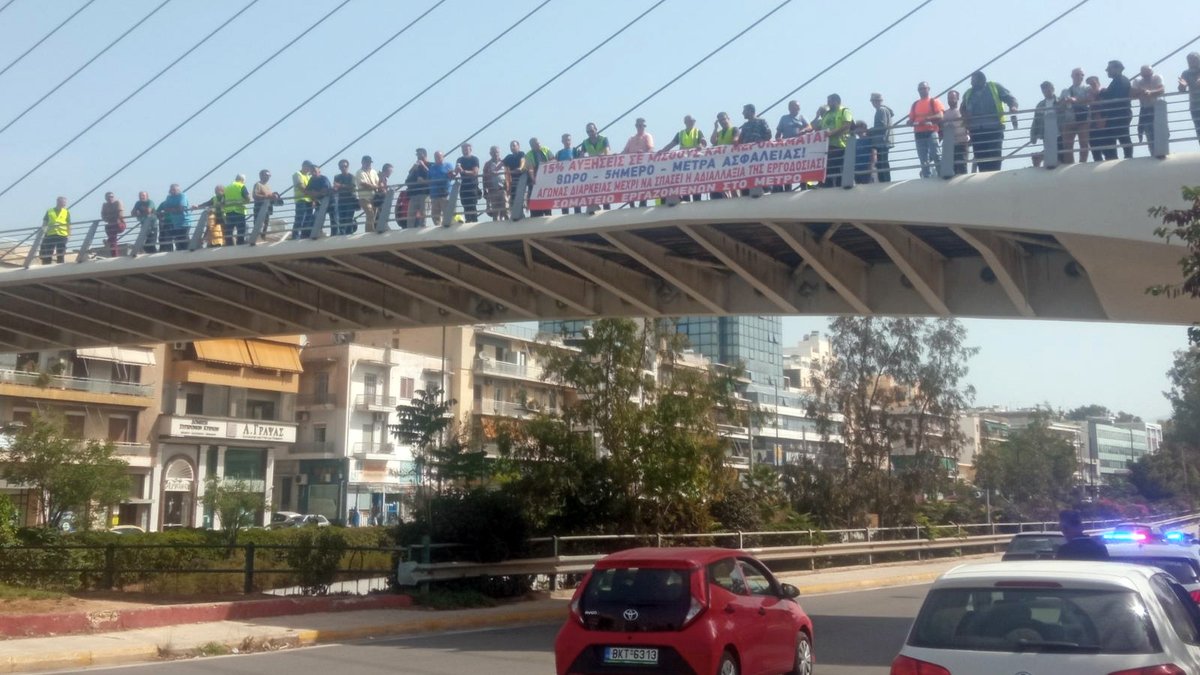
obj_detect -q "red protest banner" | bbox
[528,132,829,211]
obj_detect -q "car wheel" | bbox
[792,631,813,675]
[717,650,738,675]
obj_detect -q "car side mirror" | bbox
[781,583,800,599]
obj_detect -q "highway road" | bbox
[59,584,929,675]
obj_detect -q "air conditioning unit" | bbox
[295,474,308,486]
[172,342,188,351]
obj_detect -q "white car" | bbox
[1107,542,1200,603]
[892,561,1200,674]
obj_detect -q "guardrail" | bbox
[400,511,1200,587]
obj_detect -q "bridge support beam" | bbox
[951,226,1035,317]
[679,224,802,313]
[458,243,597,318]
[262,261,424,326]
[0,297,148,346]
[529,240,664,316]
[393,250,539,320]
[854,223,950,315]
[599,231,727,314]
[147,271,323,334]
[205,266,370,329]
[763,221,871,314]
[328,254,479,323]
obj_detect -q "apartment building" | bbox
[0,346,163,528]
[152,337,301,530]
[288,332,444,525]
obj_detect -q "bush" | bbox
[396,489,530,563]
[285,528,347,594]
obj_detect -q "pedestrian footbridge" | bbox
[1,154,1198,351]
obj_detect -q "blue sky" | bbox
[0,0,1195,420]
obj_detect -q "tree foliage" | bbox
[200,476,265,549]
[392,386,485,493]
[805,317,977,526]
[511,318,741,533]
[1148,185,1200,302]
[1,413,129,530]
[973,411,1077,511]
[1128,346,1200,506]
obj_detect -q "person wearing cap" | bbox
[623,117,654,154]
[252,169,279,240]
[291,160,314,240]
[961,70,1018,172]
[868,93,894,183]
[909,82,945,178]
[355,155,381,231]
[1095,60,1132,161]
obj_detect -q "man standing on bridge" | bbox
[961,70,1018,172]
[40,196,70,264]
[817,94,853,187]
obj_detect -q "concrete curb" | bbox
[789,571,945,595]
[0,595,414,639]
[292,605,568,645]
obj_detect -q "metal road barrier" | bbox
[2,92,1197,271]
[396,511,1200,587]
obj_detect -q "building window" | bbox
[315,372,329,396]
[399,377,415,399]
[185,393,203,415]
[64,413,85,438]
[246,400,276,421]
[313,425,326,443]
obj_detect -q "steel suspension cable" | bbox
[0,0,19,19]
[1152,33,1200,68]
[760,0,934,116]
[0,0,173,137]
[596,0,792,134]
[0,0,95,80]
[441,0,664,155]
[68,0,349,208]
[0,0,266,201]
[187,0,452,192]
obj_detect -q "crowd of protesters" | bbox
[36,53,1200,264]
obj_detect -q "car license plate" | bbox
[604,647,659,665]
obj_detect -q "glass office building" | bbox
[540,316,785,403]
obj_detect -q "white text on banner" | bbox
[528,132,829,210]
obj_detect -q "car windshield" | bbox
[909,587,1159,654]
[1007,536,1064,555]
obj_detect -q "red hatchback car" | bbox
[555,547,814,675]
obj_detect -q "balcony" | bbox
[290,441,336,456]
[0,368,153,403]
[477,399,532,418]
[296,391,339,408]
[473,357,544,382]
[110,441,153,468]
[355,393,397,412]
[353,442,396,459]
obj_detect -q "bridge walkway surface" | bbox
[0,554,990,672]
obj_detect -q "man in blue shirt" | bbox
[157,183,190,251]
[427,150,455,227]
[557,133,581,214]
[406,148,431,227]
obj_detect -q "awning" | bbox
[76,346,157,366]
[246,339,303,373]
[193,339,254,367]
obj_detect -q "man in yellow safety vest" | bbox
[41,196,70,264]
[223,174,251,245]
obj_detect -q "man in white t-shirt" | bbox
[1131,64,1165,145]
[355,155,382,231]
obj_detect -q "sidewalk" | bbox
[0,553,998,673]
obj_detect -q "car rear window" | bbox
[1006,536,1064,555]
[909,587,1159,654]
[580,566,692,632]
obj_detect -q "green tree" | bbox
[531,318,740,533]
[807,317,977,526]
[1065,404,1111,421]
[973,412,1077,511]
[200,476,265,548]
[392,386,484,494]
[1129,346,1200,506]
[1148,185,1200,308]
[1,413,129,530]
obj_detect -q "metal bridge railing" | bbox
[4,92,1197,271]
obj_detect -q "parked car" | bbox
[1107,541,1200,603]
[555,547,814,675]
[299,514,330,527]
[269,511,302,529]
[892,560,1200,674]
[108,525,145,535]
[1001,532,1066,561]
